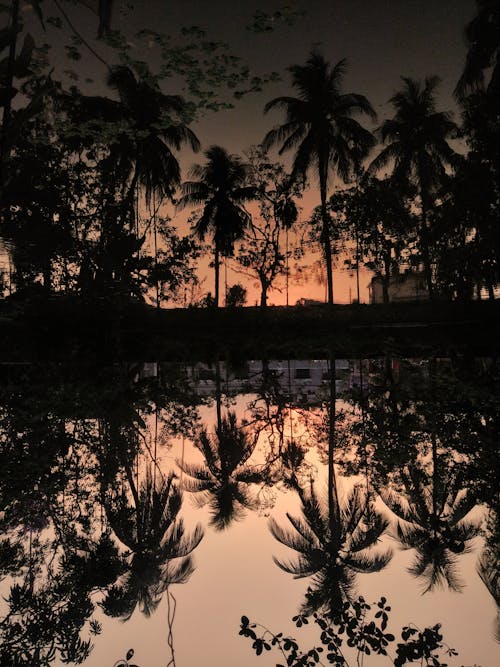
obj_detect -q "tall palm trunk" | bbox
[214,241,220,308]
[319,159,334,305]
[429,358,438,529]
[152,192,160,310]
[285,228,289,307]
[260,288,267,308]
[328,351,340,539]
[215,358,222,435]
[418,169,435,300]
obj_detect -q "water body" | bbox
[0,358,498,667]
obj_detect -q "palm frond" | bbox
[345,549,393,573]
[269,517,315,554]
[272,554,317,578]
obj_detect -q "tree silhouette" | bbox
[269,479,392,617]
[341,178,416,304]
[456,0,500,98]
[178,411,262,530]
[104,65,200,208]
[369,76,458,297]
[263,51,375,304]
[102,467,203,620]
[237,147,301,307]
[63,64,200,301]
[178,145,256,307]
[476,508,500,642]
[381,465,481,593]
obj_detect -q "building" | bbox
[369,272,428,304]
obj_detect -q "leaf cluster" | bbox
[239,596,457,667]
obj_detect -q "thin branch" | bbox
[166,588,177,667]
[53,0,111,70]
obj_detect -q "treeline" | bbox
[0,0,498,308]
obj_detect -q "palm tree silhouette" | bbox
[369,76,457,297]
[263,51,375,304]
[178,411,262,530]
[476,511,500,642]
[456,0,500,98]
[102,467,203,620]
[381,465,481,593]
[269,479,392,617]
[105,65,200,208]
[178,145,256,307]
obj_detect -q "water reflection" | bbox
[0,358,497,666]
[269,480,392,617]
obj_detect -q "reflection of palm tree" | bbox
[178,412,262,530]
[369,77,457,297]
[178,146,255,307]
[269,481,392,616]
[478,546,500,642]
[103,468,203,619]
[477,509,500,642]
[381,466,481,592]
[263,51,375,304]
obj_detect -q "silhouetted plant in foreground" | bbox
[112,647,140,667]
[240,596,458,666]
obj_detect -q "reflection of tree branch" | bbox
[53,0,110,70]
[132,424,165,483]
[166,588,177,667]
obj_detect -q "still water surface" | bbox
[0,358,498,666]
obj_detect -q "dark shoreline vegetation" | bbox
[1,297,499,360]
[0,2,499,323]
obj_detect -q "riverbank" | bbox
[0,296,498,361]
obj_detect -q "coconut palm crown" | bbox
[269,480,392,617]
[381,465,481,593]
[178,145,256,306]
[263,51,376,304]
[456,0,500,98]
[106,65,200,206]
[102,468,203,620]
[369,76,458,296]
[178,411,262,530]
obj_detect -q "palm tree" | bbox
[66,65,200,300]
[369,76,458,298]
[381,465,481,593]
[263,51,376,304]
[105,65,200,208]
[269,480,392,617]
[178,145,256,307]
[178,411,262,530]
[456,0,500,99]
[68,64,200,213]
[102,467,203,619]
[477,511,500,642]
